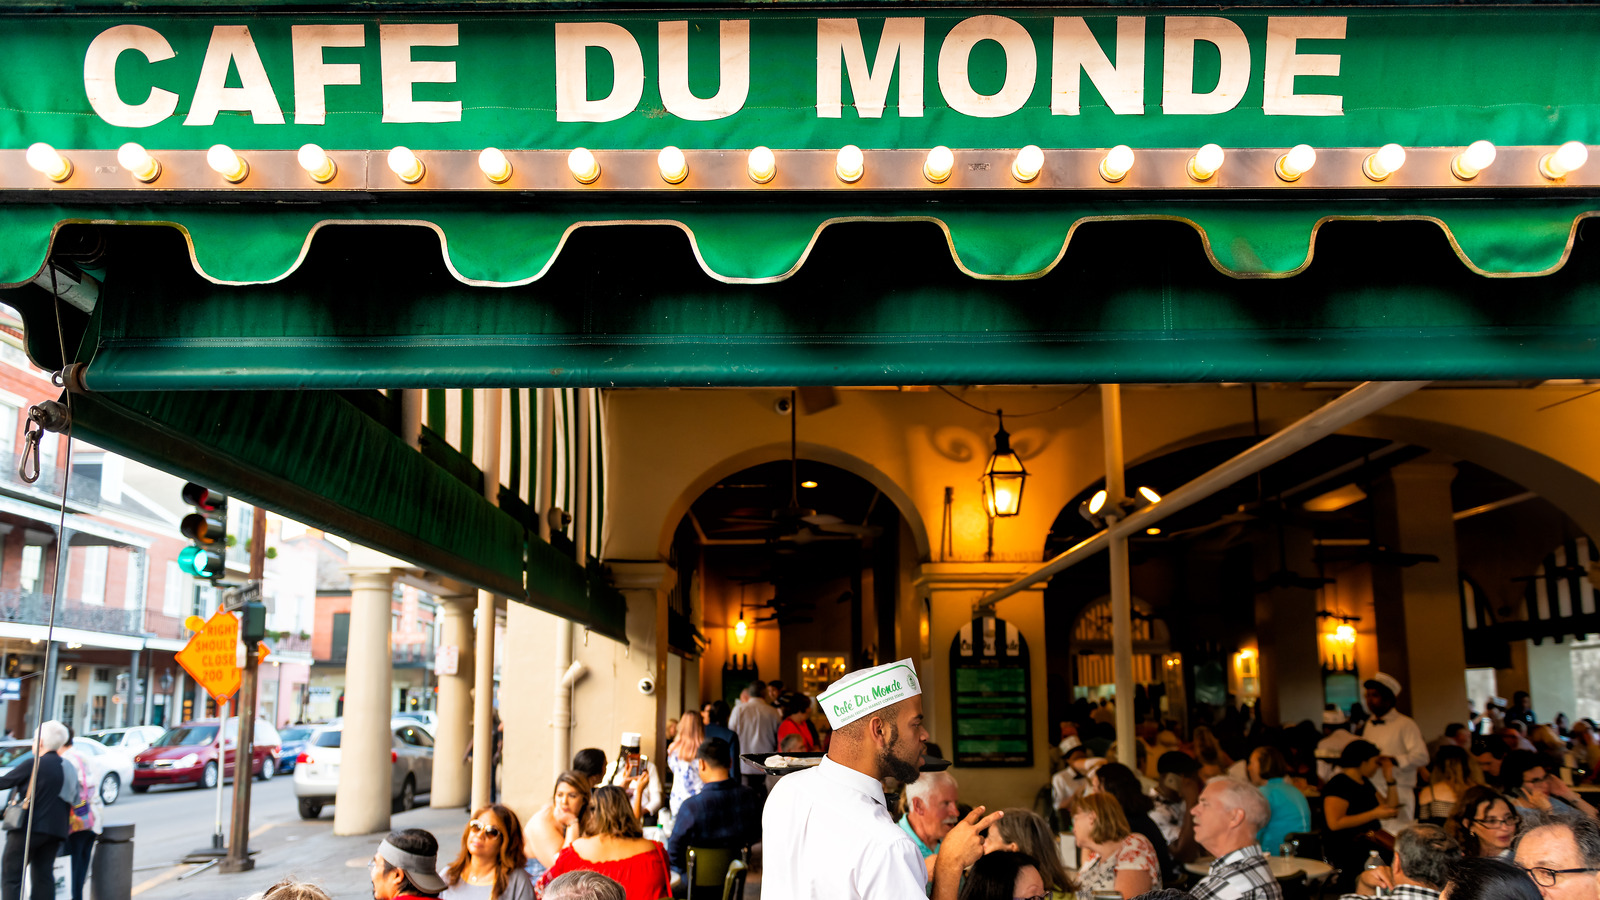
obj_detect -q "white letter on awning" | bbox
[84,24,181,128]
[1163,17,1250,115]
[939,16,1036,118]
[816,18,925,118]
[1052,17,1144,116]
[380,24,461,124]
[185,26,285,126]
[1264,17,1345,116]
[659,21,749,121]
[292,25,365,126]
[555,23,646,123]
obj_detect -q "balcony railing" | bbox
[0,590,142,635]
[319,640,435,668]
[0,454,103,507]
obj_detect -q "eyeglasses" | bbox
[1472,816,1518,828]
[469,821,503,839]
[1522,866,1600,887]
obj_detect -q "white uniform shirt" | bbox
[1360,709,1429,831]
[729,699,783,775]
[761,756,929,900]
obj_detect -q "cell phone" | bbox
[627,752,644,777]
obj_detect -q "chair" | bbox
[1281,832,1335,900]
[686,846,742,900]
[723,859,748,900]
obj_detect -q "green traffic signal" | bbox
[178,545,224,578]
[180,482,228,582]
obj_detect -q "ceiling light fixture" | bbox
[982,411,1028,518]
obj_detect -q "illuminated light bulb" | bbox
[1139,486,1161,504]
[1099,144,1134,183]
[1011,145,1044,183]
[1088,489,1108,515]
[25,143,71,182]
[1452,140,1497,180]
[735,616,748,642]
[478,147,512,184]
[206,144,248,183]
[923,145,954,183]
[388,146,425,184]
[1335,623,1357,642]
[658,146,688,184]
[1187,143,1225,182]
[1275,143,1317,182]
[835,144,864,183]
[1362,143,1406,182]
[993,486,1015,514]
[800,480,819,489]
[297,143,337,183]
[1146,527,1162,536]
[1541,141,1589,180]
[568,147,599,184]
[748,146,776,184]
[117,142,161,183]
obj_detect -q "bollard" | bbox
[90,824,134,900]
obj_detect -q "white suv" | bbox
[292,720,435,819]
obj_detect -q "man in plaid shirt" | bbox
[1188,779,1282,900]
[1337,824,1457,900]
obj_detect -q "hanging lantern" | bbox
[982,411,1028,518]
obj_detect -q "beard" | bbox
[878,723,923,784]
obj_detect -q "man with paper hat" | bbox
[1358,672,1428,833]
[761,658,998,900]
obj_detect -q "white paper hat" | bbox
[817,658,923,729]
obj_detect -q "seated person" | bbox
[538,787,671,900]
[956,850,1044,900]
[1339,823,1457,900]
[1187,779,1280,900]
[665,739,762,896]
[1245,747,1310,856]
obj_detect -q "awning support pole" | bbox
[977,381,1429,608]
[1102,385,1136,768]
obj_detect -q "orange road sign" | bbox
[177,609,241,702]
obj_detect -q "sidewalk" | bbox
[130,806,764,900]
[132,805,468,900]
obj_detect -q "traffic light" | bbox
[179,482,227,581]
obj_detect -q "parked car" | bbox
[293,720,434,819]
[132,718,282,792]
[276,725,316,775]
[86,726,165,756]
[0,737,134,805]
[391,711,438,730]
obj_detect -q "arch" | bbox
[655,440,933,562]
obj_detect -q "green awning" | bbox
[40,215,1600,388]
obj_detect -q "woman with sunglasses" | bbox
[1445,785,1519,860]
[442,804,534,900]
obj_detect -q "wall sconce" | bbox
[982,411,1027,517]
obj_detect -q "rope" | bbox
[934,384,1093,418]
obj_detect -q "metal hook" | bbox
[17,427,39,484]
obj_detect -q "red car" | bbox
[132,718,283,792]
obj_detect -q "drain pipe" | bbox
[978,380,1429,607]
[553,624,586,782]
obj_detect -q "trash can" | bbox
[89,824,133,900]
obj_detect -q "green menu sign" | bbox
[950,615,1033,768]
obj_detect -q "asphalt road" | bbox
[108,771,429,872]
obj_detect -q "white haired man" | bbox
[0,721,71,900]
[899,771,959,878]
[1189,778,1282,900]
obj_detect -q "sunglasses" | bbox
[469,821,503,839]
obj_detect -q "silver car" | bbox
[291,720,434,819]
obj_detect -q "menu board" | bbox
[949,616,1033,768]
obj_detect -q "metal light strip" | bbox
[0,147,1595,193]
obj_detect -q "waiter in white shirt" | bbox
[1359,672,1429,833]
[762,658,998,900]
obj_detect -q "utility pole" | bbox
[221,506,266,873]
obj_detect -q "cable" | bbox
[935,384,1093,418]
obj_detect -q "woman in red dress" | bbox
[775,693,819,752]
[536,786,671,900]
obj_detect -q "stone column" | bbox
[1371,461,1468,740]
[471,590,496,811]
[334,570,394,836]
[431,597,475,809]
[1253,525,1326,727]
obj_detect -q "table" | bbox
[1184,855,1334,882]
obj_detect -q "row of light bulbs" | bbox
[21,139,1592,186]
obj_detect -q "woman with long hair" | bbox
[443,803,534,900]
[1445,784,1519,859]
[957,850,1046,900]
[536,786,671,900]
[665,712,705,814]
[1069,792,1161,899]
[1418,745,1482,822]
[981,809,1076,899]
[775,693,819,752]
[524,772,590,882]
[1091,762,1177,884]
[1190,727,1232,780]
